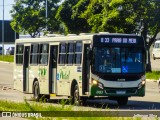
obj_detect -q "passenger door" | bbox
[23,46,30,93]
[49,45,58,93]
[82,44,90,95]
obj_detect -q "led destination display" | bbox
[93,35,144,46]
[100,37,137,44]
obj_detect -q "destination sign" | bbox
[100,37,137,44]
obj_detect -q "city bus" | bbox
[13,33,146,105]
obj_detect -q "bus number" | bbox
[101,38,109,43]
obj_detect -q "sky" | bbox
[0,0,64,20]
[0,0,14,20]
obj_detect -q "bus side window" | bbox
[59,43,67,65]
[16,45,24,64]
[39,44,49,65]
[75,42,82,64]
[67,42,74,65]
[30,44,39,65]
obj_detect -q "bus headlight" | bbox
[98,82,104,89]
[92,79,104,89]
[138,80,145,89]
[92,79,98,85]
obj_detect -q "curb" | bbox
[146,79,159,83]
[0,61,13,64]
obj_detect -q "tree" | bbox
[10,0,61,38]
[55,0,90,34]
[79,0,160,71]
[125,0,160,71]
[45,0,61,33]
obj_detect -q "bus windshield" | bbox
[93,47,144,74]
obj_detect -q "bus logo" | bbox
[59,69,70,80]
[122,66,128,73]
[38,68,47,76]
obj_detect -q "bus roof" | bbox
[15,33,141,44]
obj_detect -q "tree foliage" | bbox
[10,0,61,37]
[56,0,90,34]
[78,0,160,71]
[79,0,160,42]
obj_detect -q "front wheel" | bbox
[117,97,128,105]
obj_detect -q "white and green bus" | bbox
[13,33,146,105]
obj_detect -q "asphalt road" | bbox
[0,61,160,111]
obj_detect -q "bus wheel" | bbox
[117,97,128,105]
[33,81,40,102]
[73,85,80,105]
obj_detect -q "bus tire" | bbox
[117,97,128,105]
[33,81,40,102]
[72,84,80,105]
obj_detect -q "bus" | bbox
[13,33,146,105]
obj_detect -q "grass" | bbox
[0,99,145,120]
[146,71,160,80]
[0,55,14,62]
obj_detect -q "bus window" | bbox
[67,43,74,65]
[30,44,39,65]
[75,42,82,64]
[59,43,67,64]
[39,44,49,65]
[155,43,160,48]
[93,47,143,73]
[16,45,24,64]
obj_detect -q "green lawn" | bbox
[0,99,139,120]
[146,71,160,80]
[0,55,14,62]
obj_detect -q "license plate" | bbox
[116,91,126,94]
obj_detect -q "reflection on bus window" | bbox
[16,45,24,64]
[93,47,143,73]
[39,44,49,65]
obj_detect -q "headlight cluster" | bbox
[92,79,104,89]
[138,80,145,89]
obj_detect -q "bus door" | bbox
[49,45,58,93]
[23,46,30,93]
[82,44,90,95]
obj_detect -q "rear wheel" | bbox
[117,97,128,105]
[33,81,40,101]
[71,84,80,105]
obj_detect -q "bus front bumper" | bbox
[90,85,145,97]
